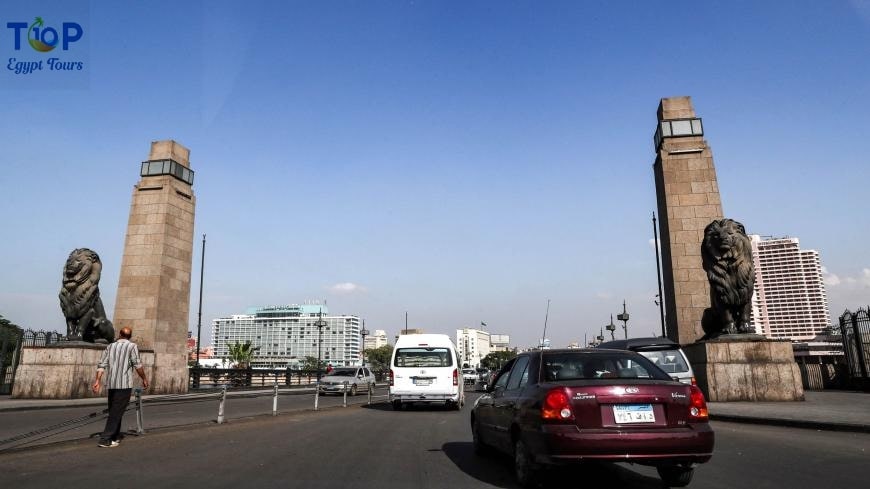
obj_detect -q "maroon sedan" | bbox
[470,349,713,487]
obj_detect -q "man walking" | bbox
[92,326,149,448]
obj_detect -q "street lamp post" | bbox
[606,315,616,341]
[617,300,630,340]
[315,309,328,384]
[360,320,370,368]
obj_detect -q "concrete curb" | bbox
[710,414,870,434]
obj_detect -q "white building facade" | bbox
[750,235,831,341]
[457,328,491,368]
[489,334,510,352]
[364,329,389,350]
[212,304,361,368]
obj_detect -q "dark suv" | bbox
[470,349,713,487]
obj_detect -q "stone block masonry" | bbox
[653,97,724,345]
[113,140,196,394]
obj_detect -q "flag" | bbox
[481,321,487,328]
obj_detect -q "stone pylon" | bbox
[653,97,724,345]
[113,140,196,393]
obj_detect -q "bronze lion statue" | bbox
[59,248,115,343]
[700,219,755,339]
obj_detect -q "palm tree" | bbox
[226,340,259,368]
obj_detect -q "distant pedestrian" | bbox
[326,364,334,374]
[91,326,149,448]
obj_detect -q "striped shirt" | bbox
[97,339,142,389]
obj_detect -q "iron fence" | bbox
[839,308,870,390]
[189,367,321,389]
[22,330,66,347]
[0,324,24,395]
[189,367,392,389]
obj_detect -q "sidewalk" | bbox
[707,390,869,433]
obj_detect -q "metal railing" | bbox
[839,308,870,390]
[189,367,321,389]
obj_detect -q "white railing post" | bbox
[314,380,320,411]
[135,387,145,434]
[217,385,227,424]
[272,381,278,416]
[343,381,348,407]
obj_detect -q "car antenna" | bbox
[538,299,550,383]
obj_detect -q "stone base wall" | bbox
[11,344,154,399]
[683,338,804,402]
[150,353,189,395]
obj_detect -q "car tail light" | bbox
[688,385,708,422]
[453,368,458,386]
[691,376,697,386]
[542,388,574,421]
[389,369,394,387]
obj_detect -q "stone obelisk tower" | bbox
[114,140,196,393]
[653,97,724,345]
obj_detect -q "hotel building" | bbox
[212,304,361,368]
[750,235,831,341]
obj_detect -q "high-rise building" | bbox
[211,304,361,368]
[457,328,491,368]
[364,329,389,350]
[750,235,831,341]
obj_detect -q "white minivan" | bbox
[389,334,464,411]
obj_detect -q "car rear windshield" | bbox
[394,347,453,367]
[329,369,357,377]
[542,352,673,381]
[637,349,690,373]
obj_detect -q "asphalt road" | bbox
[1,393,868,489]
[0,386,388,450]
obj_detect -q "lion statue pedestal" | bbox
[12,248,156,399]
[682,219,804,402]
[683,336,804,402]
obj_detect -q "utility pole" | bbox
[653,212,666,337]
[617,300,630,339]
[195,234,206,367]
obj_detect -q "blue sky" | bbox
[2,1,869,348]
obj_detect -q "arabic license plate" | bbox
[613,404,655,423]
[413,378,432,386]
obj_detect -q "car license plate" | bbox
[413,378,432,386]
[613,404,655,423]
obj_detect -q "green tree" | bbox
[364,344,393,371]
[300,355,326,372]
[226,340,259,368]
[481,350,517,370]
[0,315,22,330]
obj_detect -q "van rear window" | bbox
[394,348,453,367]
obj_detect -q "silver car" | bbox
[596,337,696,385]
[318,367,377,395]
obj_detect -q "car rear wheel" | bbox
[392,400,402,411]
[350,384,358,396]
[657,465,694,487]
[514,438,539,488]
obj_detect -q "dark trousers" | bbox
[99,388,132,443]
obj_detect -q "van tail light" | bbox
[688,385,708,422]
[389,369,394,387]
[453,368,458,386]
[541,388,574,421]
